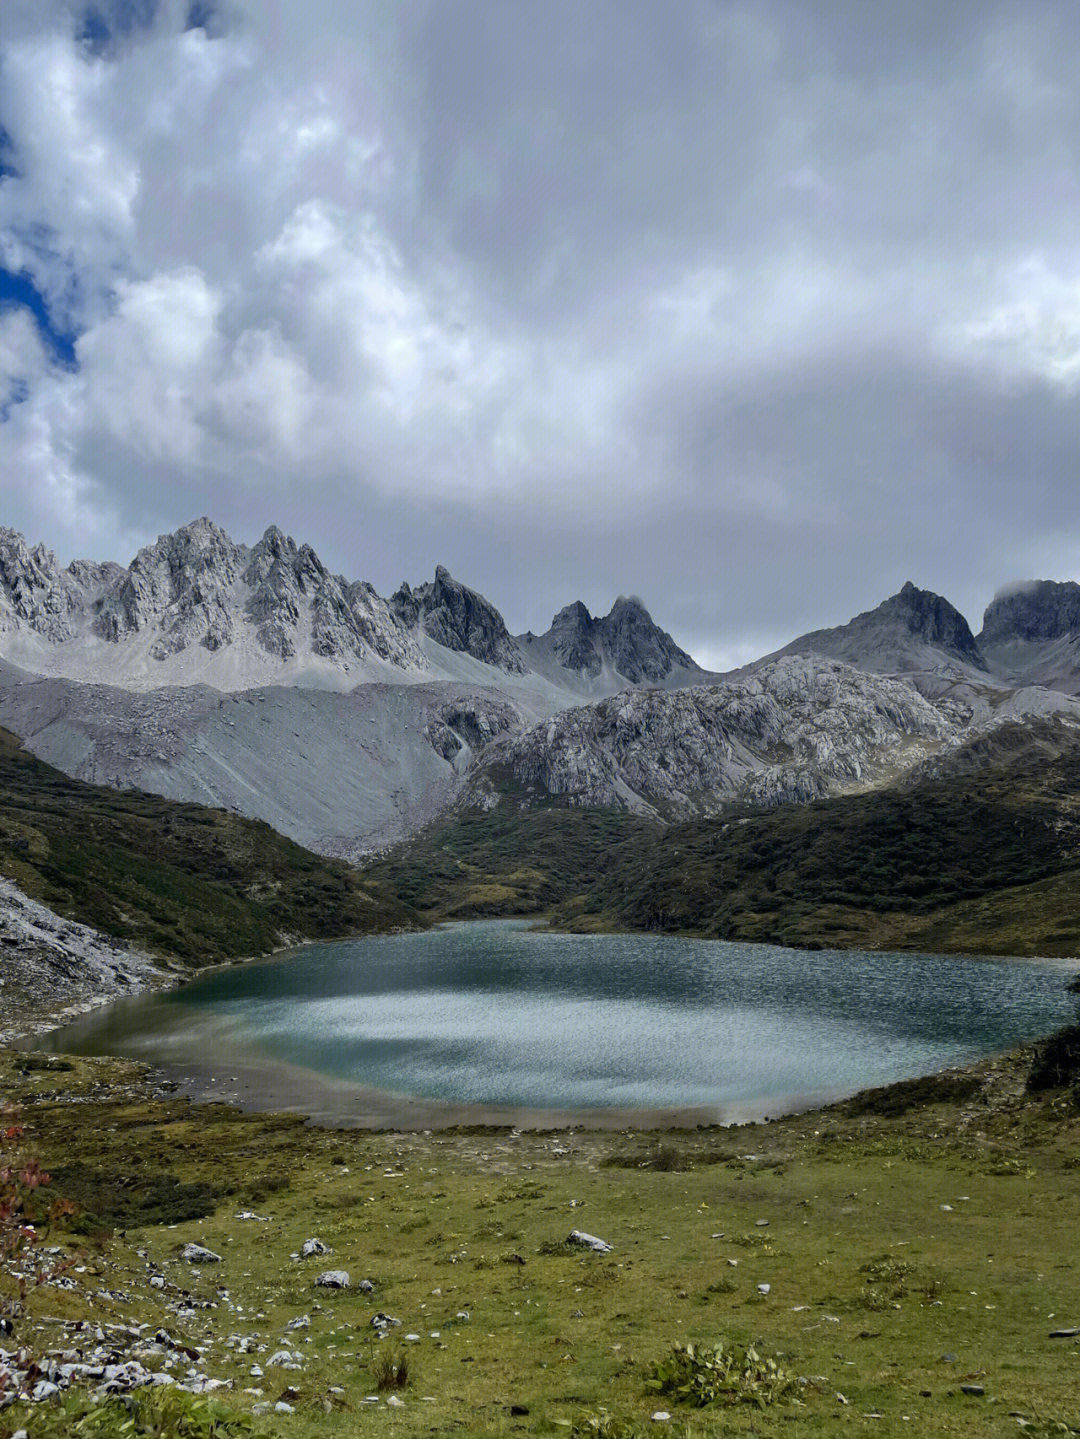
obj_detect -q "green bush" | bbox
[645,1338,800,1409]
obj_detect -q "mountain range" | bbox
[2,517,1080,858]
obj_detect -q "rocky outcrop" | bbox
[522,596,701,684]
[392,566,526,673]
[0,874,168,1043]
[466,655,959,819]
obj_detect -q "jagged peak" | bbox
[551,600,593,628]
[980,578,1080,645]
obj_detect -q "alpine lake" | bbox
[34,920,1078,1127]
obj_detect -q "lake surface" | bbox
[36,921,1078,1126]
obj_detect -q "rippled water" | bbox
[37,921,1077,1120]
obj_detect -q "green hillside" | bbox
[0,727,413,964]
[369,720,1080,956]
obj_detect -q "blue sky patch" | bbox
[0,268,78,368]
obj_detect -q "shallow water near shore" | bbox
[35,920,1078,1127]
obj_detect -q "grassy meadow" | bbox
[2,1039,1079,1438]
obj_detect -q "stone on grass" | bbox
[181,1244,222,1264]
[567,1229,612,1254]
[301,1238,328,1258]
[314,1270,350,1289]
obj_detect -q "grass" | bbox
[0,726,413,965]
[2,1038,1080,1437]
[366,718,1080,956]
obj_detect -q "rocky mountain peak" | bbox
[93,518,246,654]
[0,527,96,641]
[979,580,1080,646]
[529,593,700,685]
[878,582,982,660]
[391,568,526,674]
[775,581,984,676]
[602,596,699,683]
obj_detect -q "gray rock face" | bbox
[976,581,1080,694]
[0,518,713,707]
[522,596,701,684]
[0,528,111,641]
[0,874,167,1044]
[768,581,984,677]
[392,566,526,673]
[467,655,959,819]
[980,580,1080,645]
[94,518,245,655]
[0,520,441,687]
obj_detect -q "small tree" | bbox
[0,1103,75,1400]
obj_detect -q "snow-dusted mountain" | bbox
[5,517,1080,858]
[0,519,705,700]
[0,518,717,854]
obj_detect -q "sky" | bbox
[2,1,1080,668]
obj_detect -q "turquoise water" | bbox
[38,921,1077,1118]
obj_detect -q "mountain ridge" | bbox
[0,518,702,699]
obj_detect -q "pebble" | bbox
[274,1400,294,1413]
[757,1283,771,1296]
[651,1412,671,1423]
[301,1238,329,1258]
[961,1384,986,1397]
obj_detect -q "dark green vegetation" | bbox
[3,1033,1080,1437]
[0,727,411,965]
[369,719,1080,956]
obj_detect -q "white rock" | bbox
[567,1229,613,1254]
[182,1243,222,1265]
[314,1270,350,1289]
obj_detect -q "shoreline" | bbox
[20,917,1077,1133]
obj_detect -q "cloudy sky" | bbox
[2,0,1080,666]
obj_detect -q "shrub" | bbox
[373,1348,410,1391]
[1028,1025,1080,1093]
[645,1338,800,1409]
